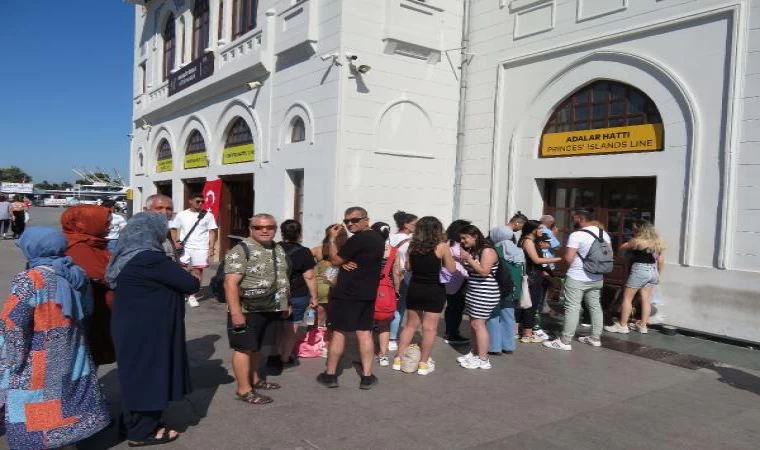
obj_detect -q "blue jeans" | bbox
[486,307,516,353]
[107,239,119,252]
[389,273,411,341]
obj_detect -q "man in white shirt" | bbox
[102,199,127,252]
[170,193,218,307]
[544,209,611,351]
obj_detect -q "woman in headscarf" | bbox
[61,204,115,365]
[0,227,110,449]
[487,225,526,356]
[106,212,200,447]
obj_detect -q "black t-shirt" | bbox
[331,229,385,302]
[280,242,317,297]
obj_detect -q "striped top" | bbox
[464,254,501,319]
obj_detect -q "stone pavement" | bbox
[1,208,759,449]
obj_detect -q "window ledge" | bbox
[374,149,434,159]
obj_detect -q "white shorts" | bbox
[180,248,209,268]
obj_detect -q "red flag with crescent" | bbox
[202,179,222,222]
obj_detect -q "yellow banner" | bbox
[223,143,255,164]
[157,158,173,172]
[184,152,208,169]
[540,124,664,158]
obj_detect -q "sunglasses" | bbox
[193,199,204,204]
[343,217,366,225]
[251,225,277,231]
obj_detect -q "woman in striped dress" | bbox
[458,225,500,370]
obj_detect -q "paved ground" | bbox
[1,208,760,449]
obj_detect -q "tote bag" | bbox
[519,275,532,309]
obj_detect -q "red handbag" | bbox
[374,246,399,321]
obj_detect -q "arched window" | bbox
[157,138,173,172]
[232,0,258,39]
[224,117,255,164]
[193,0,210,60]
[544,80,662,133]
[290,116,306,143]
[185,130,208,168]
[162,14,175,81]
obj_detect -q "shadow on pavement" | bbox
[713,366,760,397]
[79,334,233,449]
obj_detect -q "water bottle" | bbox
[305,307,316,326]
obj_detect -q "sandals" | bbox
[252,380,281,390]
[127,424,179,447]
[235,390,273,404]
[520,335,543,344]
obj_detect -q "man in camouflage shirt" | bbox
[224,213,290,405]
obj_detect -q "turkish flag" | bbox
[202,179,222,222]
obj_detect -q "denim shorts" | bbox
[287,295,310,322]
[626,263,658,289]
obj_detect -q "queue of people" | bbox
[0,193,667,448]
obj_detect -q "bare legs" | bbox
[419,312,441,363]
[376,320,390,356]
[280,322,299,363]
[618,286,653,327]
[396,309,421,358]
[356,330,374,376]
[231,350,261,395]
[325,329,374,377]
[470,319,489,359]
[325,331,345,375]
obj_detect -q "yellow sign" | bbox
[223,143,255,164]
[540,124,664,158]
[157,158,173,172]
[126,188,133,201]
[184,152,208,169]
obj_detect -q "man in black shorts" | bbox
[317,206,385,389]
[225,213,291,404]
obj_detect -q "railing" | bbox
[219,29,263,68]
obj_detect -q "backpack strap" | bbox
[394,238,411,249]
[381,246,398,278]
[578,228,604,242]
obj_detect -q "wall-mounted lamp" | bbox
[140,119,152,131]
[246,81,262,90]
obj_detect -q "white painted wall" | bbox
[462,0,760,342]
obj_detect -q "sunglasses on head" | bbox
[343,217,366,225]
[251,225,277,231]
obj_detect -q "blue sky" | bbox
[0,1,134,184]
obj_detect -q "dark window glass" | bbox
[163,14,175,81]
[186,130,206,154]
[218,0,224,40]
[290,116,306,143]
[543,81,662,134]
[226,117,253,147]
[158,139,172,160]
[232,0,258,39]
[193,0,210,60]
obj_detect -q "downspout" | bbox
[452,0,471,220]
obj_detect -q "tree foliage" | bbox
[0,166,32,183]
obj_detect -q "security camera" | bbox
[345,52,358,61]
[357,65,371,74]
[246,81,262,90]
[320,52,339,61]
[140,120,151,131]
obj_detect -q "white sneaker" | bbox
[457,351,476,364]
[417,358,435,375]
[377,354,390,367]
[388,340,398,352]
[187,295,200,308]
[579,336,602,347]
[604,322,630,334]
[542,339,572,351]
[634,324,649,334]
[461,357,491,370]
[533,329,550,341]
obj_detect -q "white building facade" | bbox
[129,0,760,342]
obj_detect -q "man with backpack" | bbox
[543,209,612,351]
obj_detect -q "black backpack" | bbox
[494,245,516,297]
[211,242,250,303]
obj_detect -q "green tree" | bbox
[0,166,32,183]
[61,181,74,189]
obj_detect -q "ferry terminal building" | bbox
[127,0,760,342]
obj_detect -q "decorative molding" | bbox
[513,1,555,40]
[374,150,435,159]
[509,0,552,13]
[278,101,316,150]
[577,0,627,23]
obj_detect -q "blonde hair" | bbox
[629,220,666,253]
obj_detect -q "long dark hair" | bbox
[459,224,493,258]
[446,219,471,245]
[321,224,348,261]
[409,216,445,255]
[393,210,418,231]
[518,220,541,247]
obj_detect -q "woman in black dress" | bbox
[392,217,456,376]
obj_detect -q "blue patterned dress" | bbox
[0,268,110,449]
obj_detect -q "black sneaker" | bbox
[444,335,470,345]
[316,372,339,388]
[359,374,378,390]
[282,356,300,369]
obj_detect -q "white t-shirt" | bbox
[389,232,412,271]
[171,209,218,250]
[565,226,612,282]
[107,213,127,240]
